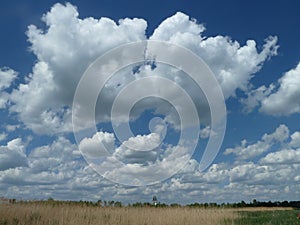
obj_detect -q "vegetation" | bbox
[7,198,299,208]
[0,199,299,225]
[186,199,300,209]
[232,209,300,225]
[0,202,237,225]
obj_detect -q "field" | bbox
[232,208,299,225]
[0,203,299,225]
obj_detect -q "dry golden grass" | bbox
[0,203,238,225]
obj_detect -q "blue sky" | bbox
[0,0,300,204]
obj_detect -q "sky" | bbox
[0,0,300,204]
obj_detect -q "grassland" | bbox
[0,202,237,225]
[0,202,299,225]
[232,208,300,225]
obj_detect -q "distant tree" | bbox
[170,203,181,207]
[9,199,16,204]
[157,202,168,207]
[209,202,218,208]
[143,202,151,207]
[132,202,143,207]
[108,200,114,206]
[114,201,122,207]
[240,201,246,207]
[252,199,257,206]
[282,200,289,207]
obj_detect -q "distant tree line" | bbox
[186,199,300,209]
[8,198,300,209]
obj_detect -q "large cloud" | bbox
[9,3,147,134]
[260,62,300,115]
[243,62,300,115]
[150,12,278,99]
[7,3,278,135]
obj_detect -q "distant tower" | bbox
[152,195,157,206]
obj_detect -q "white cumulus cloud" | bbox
[79,132,115,158]
[0,68,17,108]
[224,124,289,160]
[9,2,147,134]
[0,68,17,91]
[151,12,278,98]
[243,62,300,116]
[260,62,300,115]
[0,133,7,142]
[290,131,300,148]
[6,3,279,135]
[2,2,298,204]
[260,148,300,164]
[0,138,27,171]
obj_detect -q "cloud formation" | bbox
[2,2,297,203]
[151,12,278,98]
[0,124,299,203]
[9,3,147,134]
[260,62,300,115]
[224,124,289,160]
[0,68,17,108]
[0,138,27,171]
[6,3,278,135]
[243,62,300,116]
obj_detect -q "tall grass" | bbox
[0,203,237,225]
[2,202,297,225]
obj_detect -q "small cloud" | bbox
[199,126,210,139]
[0,67,17,91]
[0,133,7,142]
[5,124,20,132]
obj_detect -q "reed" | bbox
[0,203,237,225]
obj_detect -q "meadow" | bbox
[0,202,299,225]
[232,208,299,225]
